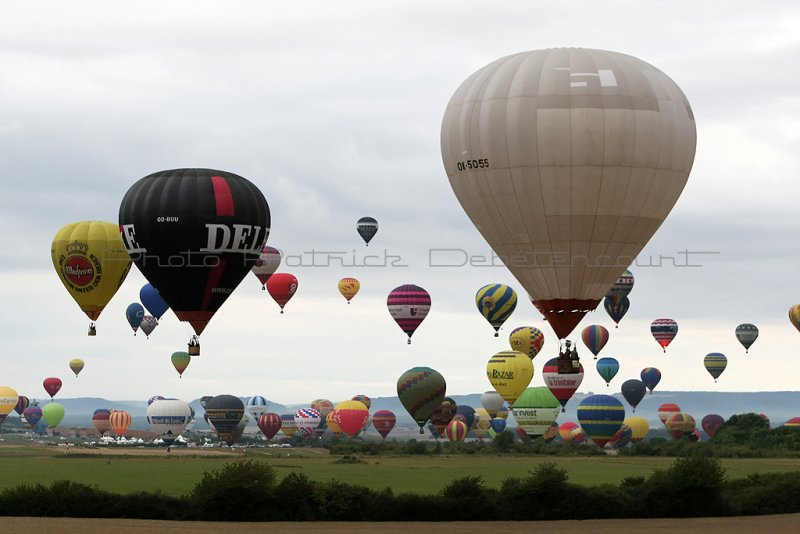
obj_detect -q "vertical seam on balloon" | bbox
[211,176,236,216]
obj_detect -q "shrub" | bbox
[188,459,277,521]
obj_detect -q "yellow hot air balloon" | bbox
[51,221,132,335]
[486,350,534,407]
[338,277,360,303]
[441,49,696,341]
[69,358,85,377]
[0,386,18,424]
[623,416,650,443]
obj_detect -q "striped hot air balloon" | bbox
[14,396,29,417]
[542,358,584,412]
[735,323,759,353]
[475,284,518,337]
[280,413,298,437]
[665,412,696,440]
[387,285,431,344]
[650,318,678,352]
[445,419,468,442]
[397,367,446,433]
[257,413,282,440]
[608,424,633,449]
[430,398,457,437]
[704,353,727,382]
[783,417,800,428]
[247,395,269,420]
[508,326,545,359]
[657,403,681,426]
[357,217,378,245]
[581,325,609,359]
[109,410,132,437]
[577,394,625,447]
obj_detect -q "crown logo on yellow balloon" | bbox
[66,240,89,255]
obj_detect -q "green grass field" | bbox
[2,443,800,497]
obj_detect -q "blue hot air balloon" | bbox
[577,394,625,447]
[640,367,662,394]
[125,303,145,335]
[140,284,169,320]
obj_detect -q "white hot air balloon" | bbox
[147,399,192,445]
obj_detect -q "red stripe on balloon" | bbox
[211,176,235,216]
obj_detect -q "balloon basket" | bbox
[88,324,97,336]
[188,338,200,356]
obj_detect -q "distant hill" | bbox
[15,391,800,432]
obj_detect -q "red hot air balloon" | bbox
[43,378,62,399]
[266,273,298,313]
[650,319,678,352]
[257,413,282,440]
[542,358,584,412]
[658,403,682,426]
[372,410,396,440]
[118,169,270,354]
[387,285,431,344]
[701,414,725,438]
[92,409,111,435]
[252,246,281,289]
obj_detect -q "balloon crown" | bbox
[66,240,89,255]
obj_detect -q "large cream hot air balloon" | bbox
[441,48,696,340]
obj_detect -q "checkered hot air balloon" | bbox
[508,326,545,359]
[475,284,518,337]
[294,408,321,434]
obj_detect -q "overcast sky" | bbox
[2,1,799,406]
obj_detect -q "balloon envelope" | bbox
[139,284,169,320]
[441,49,696,339]
[266,273,298,312]
[445,419,468,442]
[657,403,682,426]
[735,323,758,353]
[397,367,446,431]
[596,357,620,386]
[511,387,561,437]
[704,353,727,381]
[252,246,281,287]
[624,416,650,443]
[140,315,158,337]
[14,396,29,417]
[43,378,62,399]
[205,395,245,445]
[604,296,630,326]
[357,217,378,245]
[475,284,517,335]
[119,169,270,336]
[92,409,111,434]
[69,359,84,377]
[333,401,369,438]
[620,379,647,411]
[651,319,678,352]
[640,367,662,393]
[372,410,396,439]
[702,414,725,438]
[258,413,282,439]
[247,396,269,420]
[387,285,431,343]
[51,221,131,325]
[338,278,360,303]
[429,399,457,437]
[171,352,191,377]
[480,391,505,418]
[23,406,43,428]
[0,387,19,420]
[109,410,132,436]
[581,325,609,358]
[542,358,584,410]
[577,394,626,447]
[508,326,545,359]
[790,305,800,333]
[487,351,533,407]
[126,303,145,333]
[147,399,192,444]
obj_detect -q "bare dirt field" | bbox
[2,515,799,533]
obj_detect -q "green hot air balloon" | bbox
[42,402,65,428]
[511,387,561,437]
[397,367,446,434]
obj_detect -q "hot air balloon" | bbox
[294,408,322,436]
[34,418,49,435]
[473,409,492,440]
[735,323,758,353]
[14,396,29,417]
[51,221,132,335]
[606,270,634,305]
[542,358,584,412]
[43,378,62,399]
[68,359,85,378]
[651,319,678,352]
[357,217,378,246]
[387,285,431,344]
[42,402,64,428]
[333,401,369,438]
[491,418,507,434]
[511,387,561,437]
[205,395,245,445]
[657,403,682,427]
[640,367,662,394]
[140,315,158,338]
[171,352,191,378]
[558,421,579,443]
[147,399,192,445]
[280,413,298,437]
[140,284,169,320]
[608,424,633,449]
[577,394,626,447]
[604,296,630,328]
[247,396,269,420]
[23,406,43,428]
[441,49,696,343]
[109,410,132,437]
[702,414,725,439]
[351,395,371,410]
[338,278,360,304]
[784,417,800,428]
[258,413,282,440]
[475,284,517,337]
[430,398,457,437]
[480,391,505,418]
[508,326,545,359]
[623,416,650,443]
[397,367,446,433]
[148,395,166,406]
[119,169,270,354]
[621,379,647,412]
[92,409,111,435]
[312,399,335,419]
[581,325,609,359]
[267,273,298,313]
[665,412,696,440]
[487,351,534,408]
[445,419,468,442]
[126,303,145,335]
[455,405,476,430]
[596,357,619,387]
[252,246,281,289]
[789,305,800,333]
[372,410,396,440]
[704,353,727,382]
[0,387,18,425]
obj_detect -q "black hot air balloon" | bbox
[119,169,270,354]
[356,217,378,245]
[205,394,245,446]
[621,379,647,413]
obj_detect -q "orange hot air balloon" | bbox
[338,278,360,303]
[333,400,369,438]
[441,49,696,340]
[109,410,132,436]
